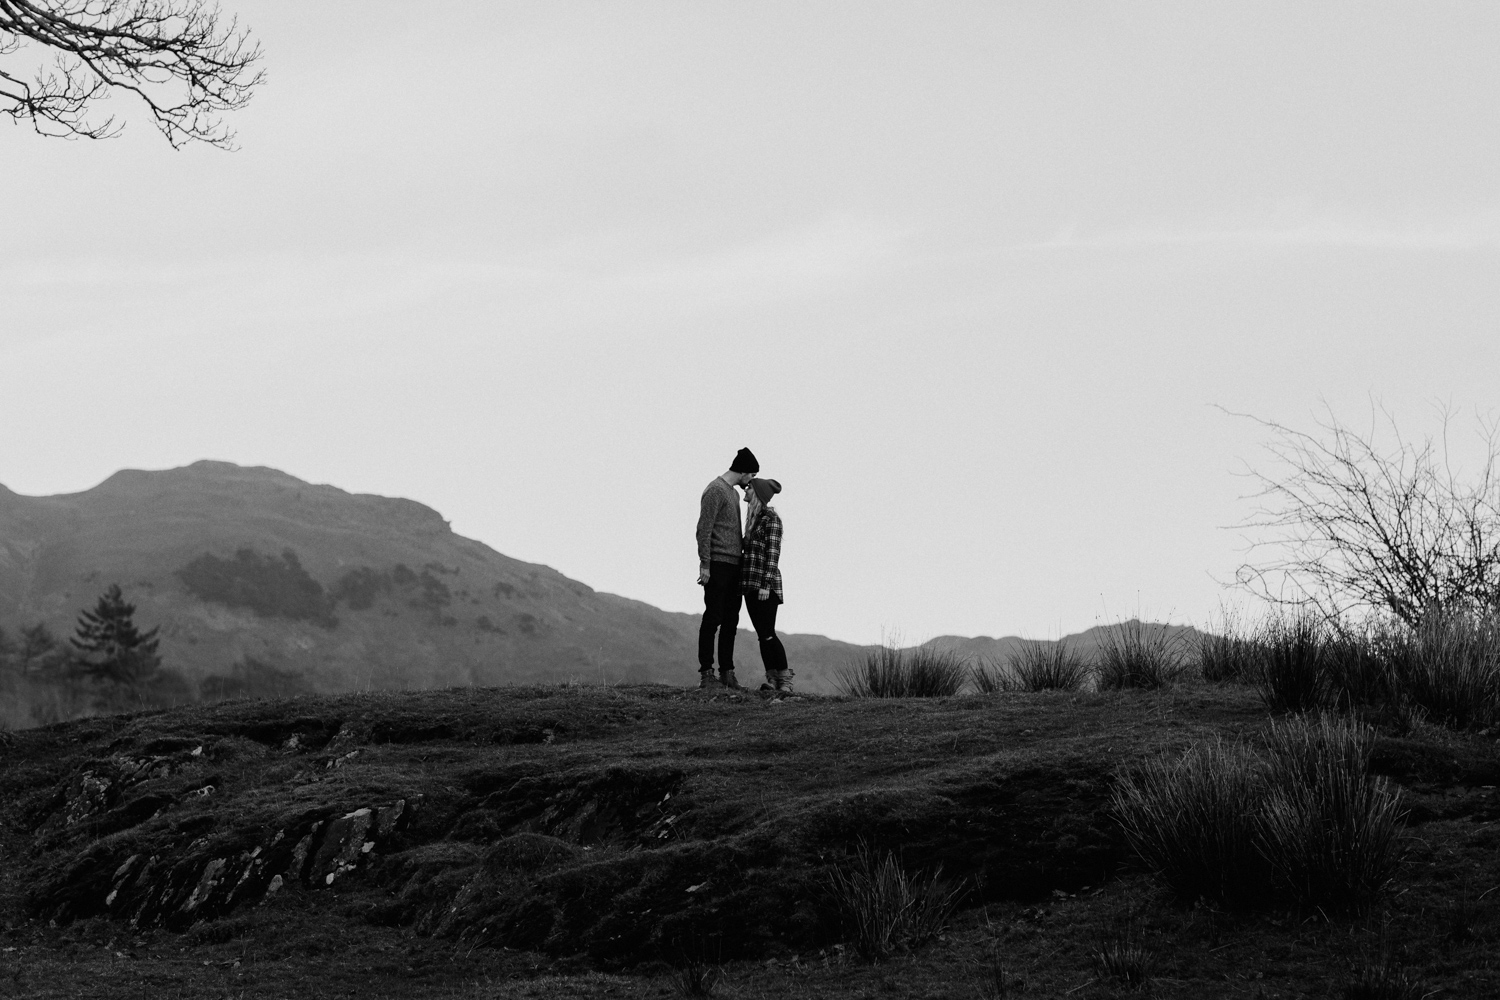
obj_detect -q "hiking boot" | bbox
[719,668,741,690]
[772,669,795,694]
[698,671,721,690]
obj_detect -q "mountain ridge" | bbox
[0,461,878,709]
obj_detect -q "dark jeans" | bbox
[699,561,742,672]
[745,596,788,674]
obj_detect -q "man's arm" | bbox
[696,485,721,580]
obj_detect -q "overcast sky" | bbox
[3,2,1499,644]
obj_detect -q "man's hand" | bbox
[698,564,711,585]
[758,587,770,601]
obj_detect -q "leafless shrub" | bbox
[1232,403,1500,628]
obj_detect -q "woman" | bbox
[740,477,791,693]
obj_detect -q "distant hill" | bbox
[924,621,1205,665]
[0,462,1204,720]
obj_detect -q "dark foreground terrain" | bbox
[0,682,1497,998]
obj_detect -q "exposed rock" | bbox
[34,795,421,931]
[39,750,198,836]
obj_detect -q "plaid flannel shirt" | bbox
[740,506,783,603]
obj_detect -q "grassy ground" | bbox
[1,680,1497,998]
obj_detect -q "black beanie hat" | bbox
[750,478,781,505]
[730,447,759,474]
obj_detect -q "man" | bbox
[696,447,758,689]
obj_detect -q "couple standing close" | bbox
[695,447,792,693]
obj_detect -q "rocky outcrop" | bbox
[37,796,420,929]
[33,744,210,846]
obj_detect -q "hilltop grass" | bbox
[1195,612,1500,732]
[1111,714,1406,914]
[1096,619,1189,690]
[0,681,1496,998]
[834,643,969,697]
[983,640,1092,692]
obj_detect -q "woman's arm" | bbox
[763,512,783,575]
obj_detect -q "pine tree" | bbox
[72,584,161,684]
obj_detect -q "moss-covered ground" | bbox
[1,681,1497,998]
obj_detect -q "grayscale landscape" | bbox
[4,2,1499,998]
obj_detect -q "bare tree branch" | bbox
[0,0,263,148]
[1226,402,1500,627]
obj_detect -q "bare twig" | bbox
[0,0,263,147]
[1225,402,1500,626]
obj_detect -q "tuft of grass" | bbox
[1197,632,1259,684]
[1253,612,1333,713]
[1197,608,1260,683]
[1092,925,1156,991]
[969,658,1017,693]
[827,841,964,960]
[1383,613,1500,730]
[1003,641,1091,692]
[1096,619,1187,690]
[974,942,1015,998]
[1111,736,1270,909]
[837,643,968,698]
[673,957,721,997]
[1112,715,1405,914]
[1257,715,1406,915]
[1325,626,1394,710]
[1340,957,1429,1000]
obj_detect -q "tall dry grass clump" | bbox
[1323,626,1394,711]
[1096,620,1187,690]
[969,658,1014,694]
[1111,737,1269,908]
[972,641,1090,693]
[1225,608,1500,730]
[1257,716,1406,914]
[1196,610,1261,682]
[837,643,968,698]
[1381,613,1500,730]
[827,842,964,960]
[1253,612,1333,713]
[1112,715,1405,913]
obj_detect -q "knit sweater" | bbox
[697,476,742,565]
